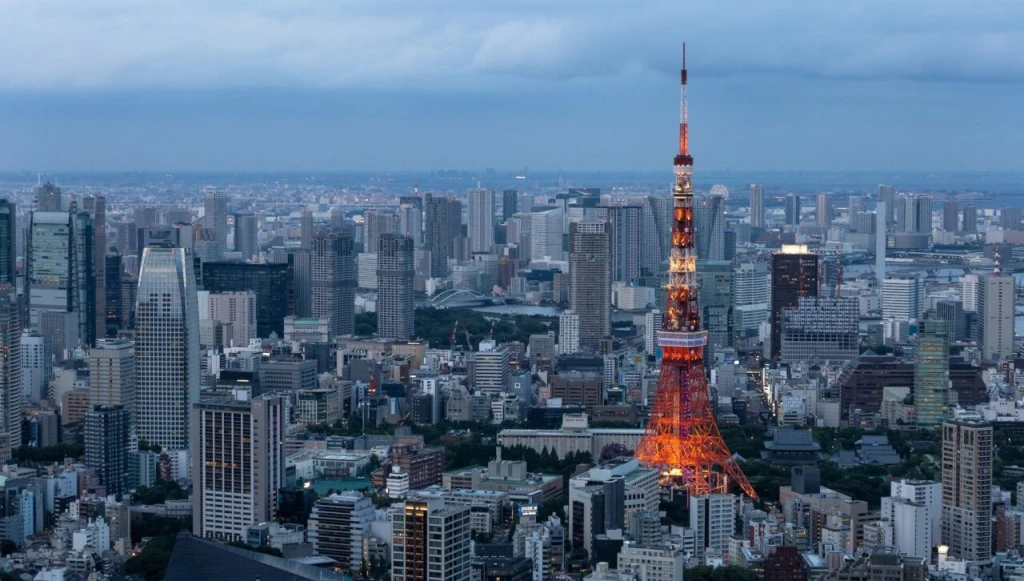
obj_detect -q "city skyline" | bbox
[3,2,1024,172]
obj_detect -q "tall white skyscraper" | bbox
[960,274,980,312]
[468,188,495,254]
[530,208,563,261]
[559,311,580,355]
[882,275,924,321]
[979,271,1014,361]
[135,247,200,452]
[192,392,286,541]
[20,331,51,403]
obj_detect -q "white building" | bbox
[960,274,979,312]
[644,310,663,355]
[386,466,410,499]
[559,311,580,355]
[356,253,378,289]
[20,331,51,403]
[472,340,510,397]
[888,479,941,546]
[569,457,660,557]
[618,544,684,581]
[531,208,563,261]
[468,188,495,254]
[891,499,931,559]
[882,275,925,321]
[207,291,257,348]
[690,494,736,560]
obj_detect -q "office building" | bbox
[136,247,201,452]
[697,261,732,348]
[0,201,13,287]
[882,275,925,321]
[694,195,725,262]
[644,310,663,355]
[569,220,611,349]
[206,291,258,348]
[0,287,21,452]
[84,405,130,496]
[530,208,563,261]
[732,262,770,342]
[392,499,471,581]
[690,494,736,560]
[295,387,342,426]
[233,213,258,260]
[377,234,415,341]
[365,209,400,254]
[618,545,684,581]
[962,203,977,233]
[204,191,229,251]
[105,253,123,336]
[895,194,932,234]
[26,209,96,345]
[502,189,519,222]
[192,393,286,541]
[84,196,107,339]
[607,205,643,282]
[935,299,967,343]
[300,209,314,249]
[942,199,959,232]
[468,187,495,254]
[308,492,375,573]
[258,359,317,392]
[960,274,979,312]
[398,197,423,247]
[770,245,818,361]
[784,194,800,227]
[559,311,581,355]
[750,184,765,228]
[35,182,62,211]
[1001,207,1022,230]
[312,229,356,338]
[20,332,51,403]
[941,419,992,560]
[424,194,462,277]
[779,297,859,364]
[87,339,135,414]
[978,270,1014,361]
[879,185,896,226]
[472,341,510,397]
[915,319,950,429]
[762,546,808,581]
[202,262,290,338]
[815,193,833,227]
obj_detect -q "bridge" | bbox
[427,289,507,308]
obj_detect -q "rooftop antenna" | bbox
[993,246,1002,276]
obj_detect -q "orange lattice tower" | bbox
[633,45,757,500]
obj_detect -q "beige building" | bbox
[941,419,993,560]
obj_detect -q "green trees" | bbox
[685,565,759,581]
[132,480,188,505]
[12,444,83,463]
[124,534,178,581]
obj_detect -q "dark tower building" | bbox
[105,254,123,337]
[770,245,819,361]
[85,405,130,496]
[568,220,611,349]
[784,194,801,227]
[311,229,356,338]
[763,546,809,581]
[0,200,15,286]
[83,196,107,348]
[424,195,462,278]
[962,203,978,233]
[202,262,290,337]
[377,234,415,341]
[233,212,259,260]
[943,199,959,232]
[502,189,519,223]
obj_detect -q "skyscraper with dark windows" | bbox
[749,184,765,228]
[424,194,462,277]
[35,182,62,212]
[135,247,200,452]
[26,208,96,345]
[942,199,959,232]
[502,189,519,223]
[962,203,978,233]
[300,209,314,249]
[694,195,725,262]
[770,245,819,361]
[606,205,642,283]
[365,209,400,254]
[784,194,800,227]
[202,262,290,338]
[915,318,950,429]
[105,254,123,336]
[816,193,833,226]
[233,212,258,260]
[312,229,355,337]
[0,200,14,287]
[0,286,21,454]
[82,196,107,347]
[569,220,611,350]
[377,234,415,341]
[85,405,130,496]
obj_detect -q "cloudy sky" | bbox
[2,0,1023,172]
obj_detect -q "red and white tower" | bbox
[634,46,757,499]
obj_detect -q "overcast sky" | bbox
[2,0,1023,172]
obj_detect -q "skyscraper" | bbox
[978,269,1014,361]
[204,190,229,251]
[530,208,562,261]
[398,196,423,247]
[424,195,462,277]
[105,254,122,337]
[502,189,519,223]
[468,187,495,254]
[203,262,290,337]
[816,193,833,227]
[749,184,765,228]
[690,494,736,560]
[135,247,200,452]
[0,286,21,454]
[192,393,286,541]
[915,319,950,429]
[559,311,580,355]
[942,199,959,232]
[697,261,732,348]
[300,209,314,249]
[377,234,415,341]
[882,275,925,321]
[26,209,96,345]
[233,212,258,260]
[878,184,896,227]
[694,195,725,262]
[0,200,13,287]
[1000,207,1022,230]
[895,194,932,234]
[20,331,51,403]
[88,339,135,414]
[962,203,977,233]
[392,499,471,581]
[607,205,643,281]
[85,405,130,497]
[82,196,107,346]
[312,229,355,337]
[365,209,400,254]
[779,297,859,364]
[569,220,611,350]
[769,245,819,361]
[35,182,62,212]
[941,419,992,560]
[960,274,979,312]
[784,194,800,227]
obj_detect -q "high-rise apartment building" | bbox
[644,310,663,355]
[941,419,992,560]
[749,184,765,229]
[694,195,725,262]
[502,189,519,223]
[882,275,925,321]
[204,190,229,251]
[192,393,286,541]
[569,220,611,350]
[87,339,135,413]
[960,274,980,312]
[308,492,375,573]
[784,194,801,227]
[311,229,355,338]
[780,296,859,363]
[942,199,959,232]
[300,209,314,249]
[468,188,495,254]
[424,195,462,277]
[27,210,96,345]
[398,197,423,247]
[365,209,400,254]
[1000,207,1022,230]
[392,499,471,581]
[962,203,977,233]
[20,332,51,403]
[978,271,1014,361]
[607,205,643,282]
[895,194,932,234]
[0,287,22,453]
[0,200,14,287]
[879,185,896,226]
[135,247,200,452]
[886,479,942,550]
[530,208,562,261]
[559,310,580,355]
[915,319,950,429]
[377,234,415,341]
[233,212,258,260]
[206,291,258,348]
[769,245,818,361]
[85,405,130,496]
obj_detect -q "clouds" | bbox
[3,0,1024,91]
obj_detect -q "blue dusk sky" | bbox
[1,0,1023,172]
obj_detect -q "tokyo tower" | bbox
[633,46,757,500]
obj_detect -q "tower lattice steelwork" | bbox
[634,46,757,499]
